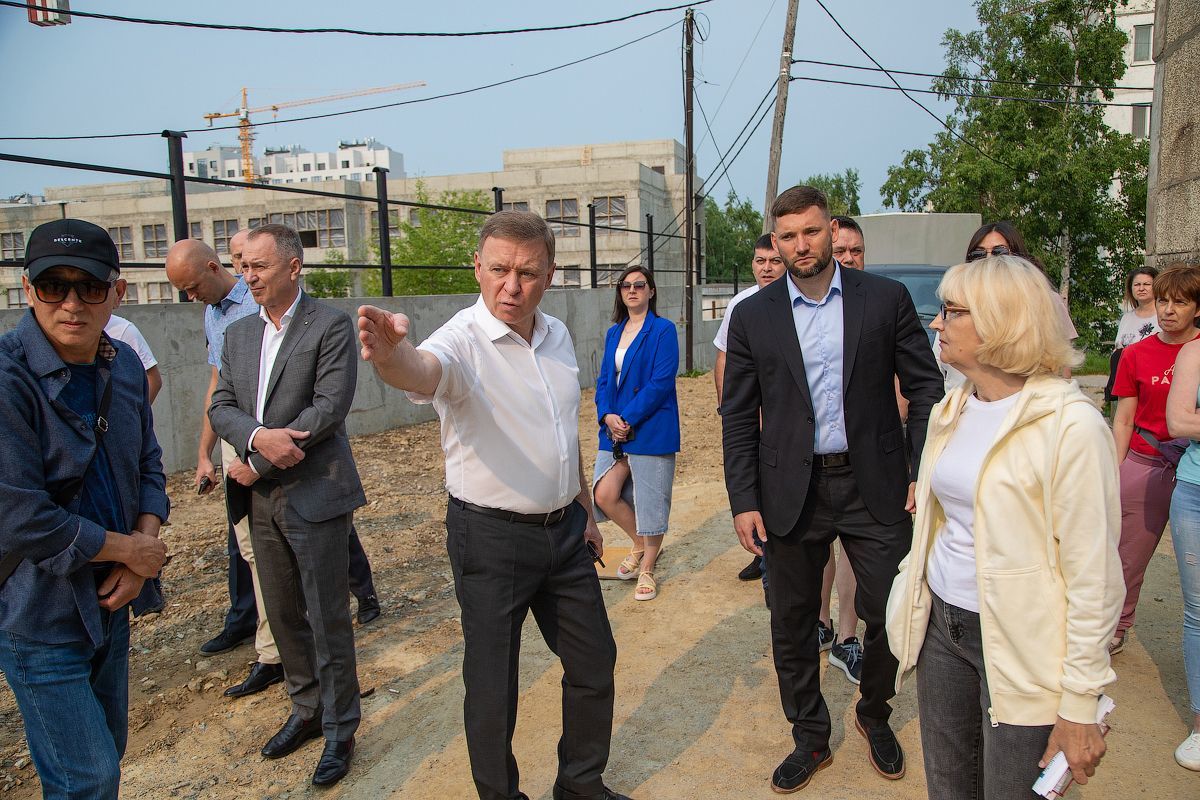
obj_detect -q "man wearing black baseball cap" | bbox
[0,218,169,799]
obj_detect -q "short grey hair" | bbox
[478,210,555,263]
[247,223,304,265]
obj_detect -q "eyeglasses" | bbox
[965,244,1011,262]
[31,277,114,305]
[619,281,648,291]
[940,303,971,320]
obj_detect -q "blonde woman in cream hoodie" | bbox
[886,255,1122,798]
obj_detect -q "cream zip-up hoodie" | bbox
[886,374,1123,726]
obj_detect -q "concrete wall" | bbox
[1145,0,1200,268]
[0,289,717,476]
[856,212,983,267]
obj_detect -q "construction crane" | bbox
[203,81,426,185]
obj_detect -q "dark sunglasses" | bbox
[965,244,1011,262]
[31,277,114,305]
[619,280,648,291]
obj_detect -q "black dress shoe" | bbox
[199,625,255,655]
[261,709,324,759]
[738,556,764,581]
[312,738,354,786]
[770,747,833,793]
[855,716,905,780]
[551,784,632,800]
[356,595,381,625]
[224,661,284,698]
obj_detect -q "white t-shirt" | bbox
[104,315,158,370]
[926,390,1021,612]
[407,297,582,514]
[713,284,762,352]
[1114,309,1160,349]
[615,346,628,379]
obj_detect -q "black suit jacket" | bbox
[721,265,943,534]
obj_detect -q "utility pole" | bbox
[683,8,696,372]
[762,0,800,233]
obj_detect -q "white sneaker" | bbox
[1176,731,1200,771]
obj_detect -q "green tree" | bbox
[802,168,862,216]
[304,249,352,298]
[880,0,1149,349]
[704,190,764,284]
[368,180,492,296]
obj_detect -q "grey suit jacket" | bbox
[209,291,366,524]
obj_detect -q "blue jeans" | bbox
[0,607,129,800]
[1169,480,1200,716]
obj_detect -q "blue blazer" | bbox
[595,311,680,455]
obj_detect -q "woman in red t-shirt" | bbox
[1111,266,1200,654]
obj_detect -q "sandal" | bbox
[1108,631,1126,656]
[635,571,657,601]
[616,551,643,580]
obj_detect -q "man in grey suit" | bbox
[209,224,365,787]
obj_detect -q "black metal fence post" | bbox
[374,167,393,297]
[162,130,189,301]
[645,213,654,273]
[588,203,598,288]
[492,187,504,212]
[695,222,702,285]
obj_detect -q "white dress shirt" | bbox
[712,283,761,352]
[407,296,581,514]
[246,290,303,468]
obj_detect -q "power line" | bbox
[810,0,1023,176]
[790,74,1150,108]
[0,20,679,142]
[694,91,733,196]
[791,58,1155,93]
[698,0,779,149]
[0,0,710,37]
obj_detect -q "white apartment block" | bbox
[0,139,696,307]
[1106,0,1156,141]
[183,139,404,185]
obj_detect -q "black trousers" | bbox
[447,499,617,800]
[765,463,912,751]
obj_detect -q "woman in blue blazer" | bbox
[592,266,680,601]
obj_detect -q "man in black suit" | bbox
[721,186,942,793]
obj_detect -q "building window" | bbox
[190,221,202,240]
[317,163,326,171]
[248,217,265,229]
[263,166,273,175]
[142,224,168,258]
[226,169,236,178]
[145,281,175,303]
[213,219,239,254]
[1133,24,1153,63]
[351,173,362,181]
[593,196,627,231]
[302,163,312,172]
[408,208,422,227]
[651,165,665,175]
[1132,104,1151,139]
[595,264,624,287]
[546,198,580,237]
[2,231,26,260]
[340,160,350,169]
[502,201,529,212]
[371,209,401,239]
[106,226,133,260]
[6,287,27,308]
[267,209,346,248]
[554,265,582,287]
[124,284,139,304]
[209,160,216,170]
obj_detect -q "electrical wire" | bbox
[700,0,779,149]
[0,19,680,142]
[810,0,1022,175]
[790,74,1149,108]
[0,0,710,37]
[791,58,1155,93]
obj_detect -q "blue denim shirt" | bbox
[0,311,170,646]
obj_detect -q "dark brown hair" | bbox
[1153,264,1200,306]
[966,220,1049,276]
[611,265,657,323]
[1123,266,1159,308]
[770,185,829,224]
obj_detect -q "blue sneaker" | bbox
[829,637,863,685]
[816,620,835,652]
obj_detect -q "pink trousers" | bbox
[1117,450,1176,634]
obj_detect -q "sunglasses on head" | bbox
[31,277,114,305]
[965,244,1011,262]
[619,280,648,291]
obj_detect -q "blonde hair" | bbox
[938,255,1082,376]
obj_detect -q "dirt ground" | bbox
[0,375,1195,798]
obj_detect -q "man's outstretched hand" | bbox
[358,305,410,363]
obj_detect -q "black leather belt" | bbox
[449,495,572,526]
[814,452,851,468]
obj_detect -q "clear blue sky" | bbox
[0,0,980,214]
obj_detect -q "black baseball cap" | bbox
[23,219,120,282]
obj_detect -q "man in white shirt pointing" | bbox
[358,211,631,800]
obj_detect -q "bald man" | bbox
[228,229,249,274]
[165,241,382,700]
